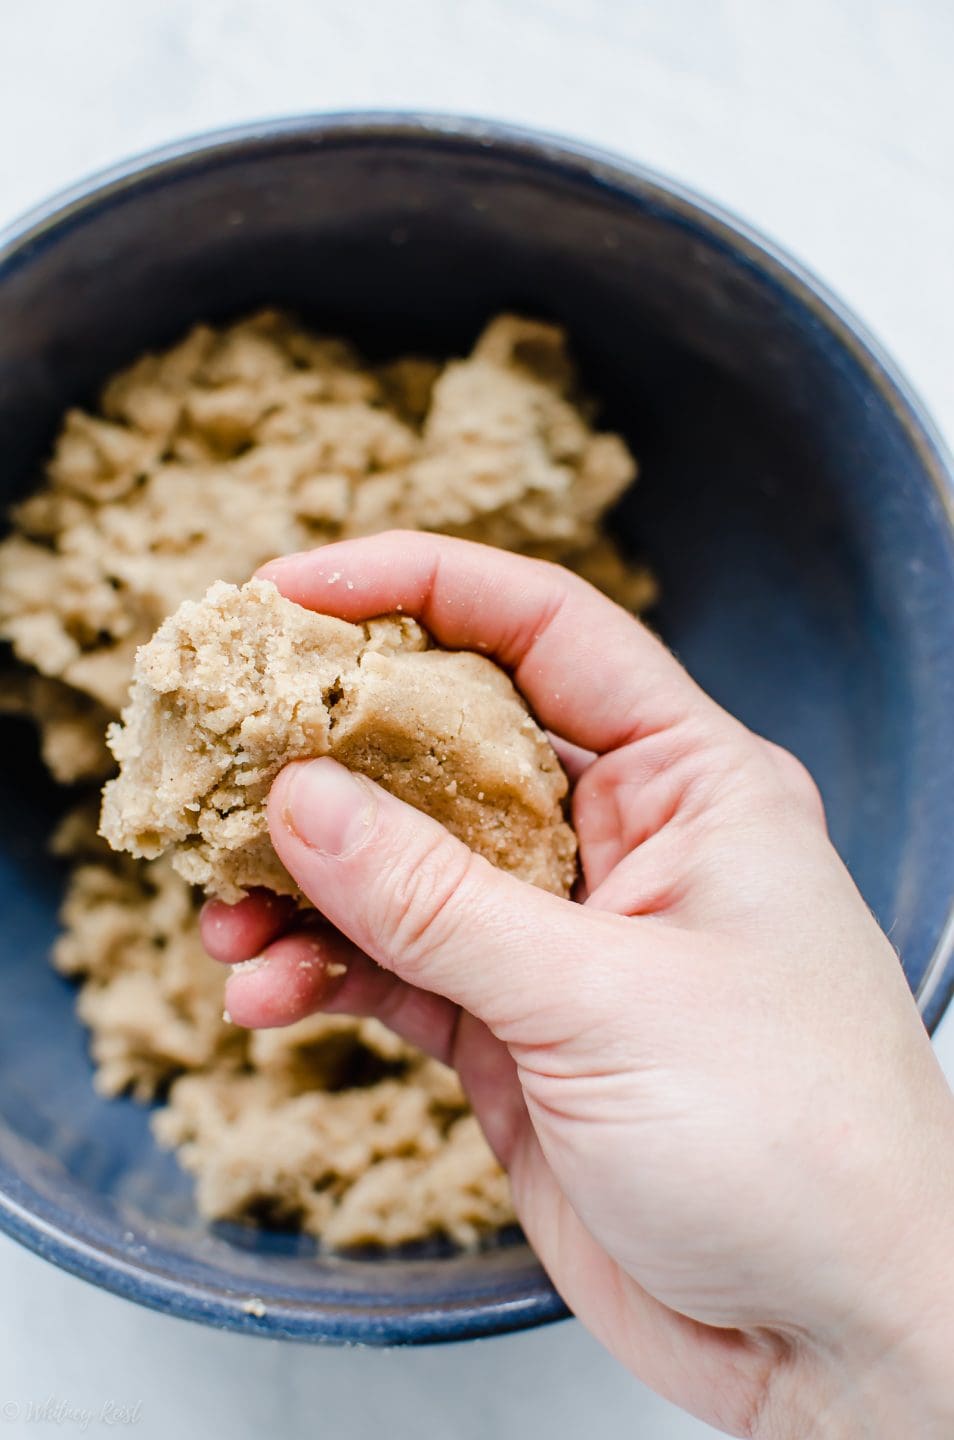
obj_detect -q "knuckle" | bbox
[763,741,826,820]
[373,830,475,971]
[681,733,827,836]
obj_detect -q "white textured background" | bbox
[1,2,952,1437]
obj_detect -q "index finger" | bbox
[258,531,715,755]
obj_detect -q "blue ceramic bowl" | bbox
[0,114,953,1344]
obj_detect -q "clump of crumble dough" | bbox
[0,310,653,781]
[101,578,577,902]
[154,1036,513,1249]
[1,311,653,1250]
[54,816,510,1247]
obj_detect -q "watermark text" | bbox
[1,1398,142,1430]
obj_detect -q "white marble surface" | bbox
[0,2,952,1436]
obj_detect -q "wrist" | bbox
[754,1232,954,1440]
[758,1318,954,1440]
[757,1047,954,1439]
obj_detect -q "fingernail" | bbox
[255,552,303,578]
[282,759,376,856]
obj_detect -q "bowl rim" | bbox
[1,108,953,1344]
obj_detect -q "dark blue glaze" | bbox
[0,113,952,1344]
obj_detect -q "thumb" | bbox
[267,757,601,1038]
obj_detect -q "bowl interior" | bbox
[1,119,952,1339]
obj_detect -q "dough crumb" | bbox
[232,956,267,976]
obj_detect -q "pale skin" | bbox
[200,532,954,1439]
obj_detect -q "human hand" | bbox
[202,532,954,1439]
